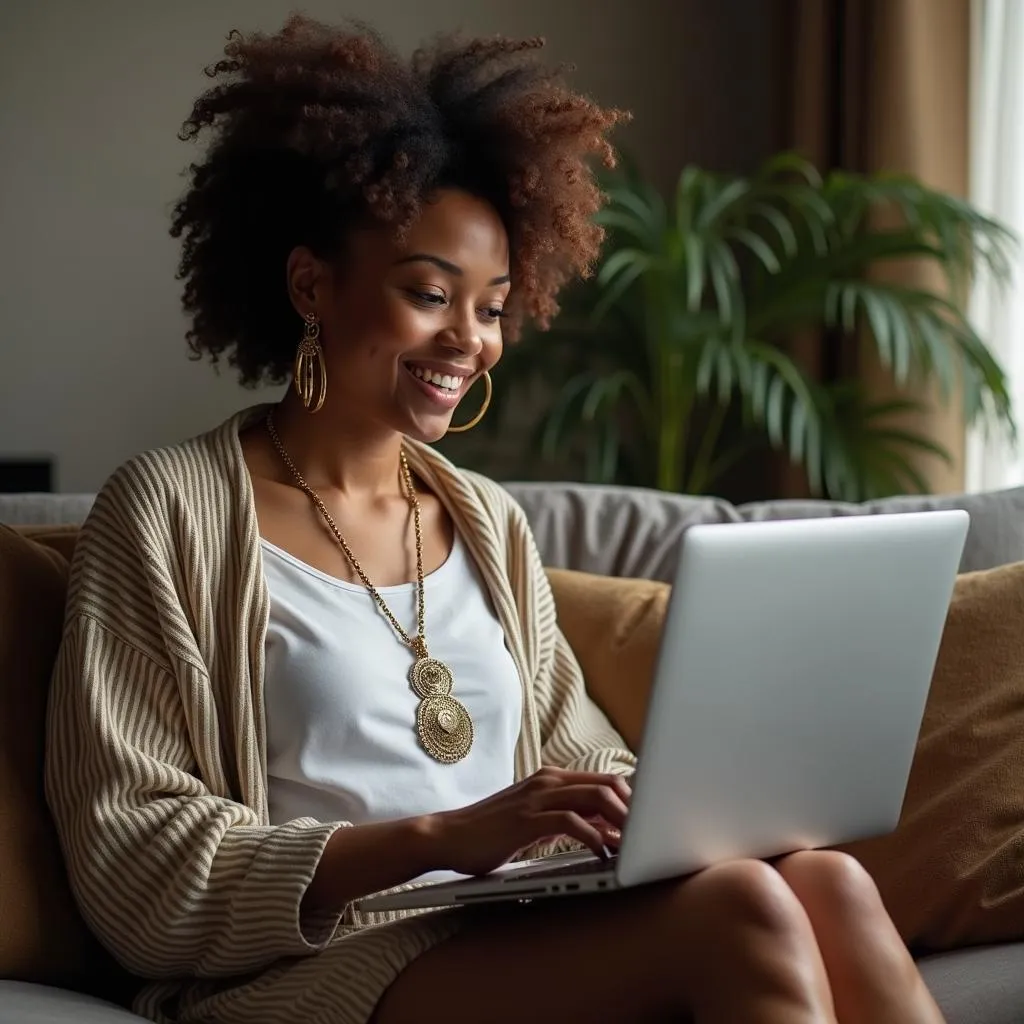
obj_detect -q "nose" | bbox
[437,315,483,357]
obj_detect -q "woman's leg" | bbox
[373,858,838,1024]
[775,851,945,1024]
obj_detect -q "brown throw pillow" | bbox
[548,562,1024,950]
[0,525,128,996]
[546,567,668,752]
[14,524,81,566]
[840,561,1024,950]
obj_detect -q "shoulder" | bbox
[403,441,531,538]
[89,409,253,535]
[459,468,529,528]
[78,409,256,575]
[425,455,546,588]
[67,410,258,633]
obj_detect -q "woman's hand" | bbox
[426,766,631,877]
[303,767,630,914]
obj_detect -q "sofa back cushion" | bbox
[737,486,1024,583]
[0,525,128,997]
[506,482,1024,581]
[5,484,1024,581]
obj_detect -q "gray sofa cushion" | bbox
[918,944,1024,1024]
[0,493,96,527]
[504,482,738,581]
[4,484,1024,581]
[738,486,1024,577]
[506,482,1024,581]
[0,982,145,1023]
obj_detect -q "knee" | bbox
[681,858,809,942]
[665,860,829,1011]
[776,850,882,921]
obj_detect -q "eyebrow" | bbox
[395,253,510,286]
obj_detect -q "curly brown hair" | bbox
[170,15,628,385]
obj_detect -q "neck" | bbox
[268,392,407,499]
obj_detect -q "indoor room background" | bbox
[1,0,1016,500]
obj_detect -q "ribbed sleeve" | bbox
[46,575,344,979]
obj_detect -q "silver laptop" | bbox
[356,509,969,913]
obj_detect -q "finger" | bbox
[534,811,608,861]
[532,770,632,804]
[535,784,629,828]
[596,821,623,850]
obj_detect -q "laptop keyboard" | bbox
[502,855,617,884]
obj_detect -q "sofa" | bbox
[2,481,1024,1023]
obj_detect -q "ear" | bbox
[286,246,329,318]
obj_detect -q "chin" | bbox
[398,416,451,445]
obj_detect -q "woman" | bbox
[45,16,945,1024]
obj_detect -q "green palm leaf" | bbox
[494,151,1017,500]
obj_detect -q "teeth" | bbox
[410,365,464,391]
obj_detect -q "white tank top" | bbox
[261,532,522,826]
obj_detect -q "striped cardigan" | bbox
[45,406,635,1023]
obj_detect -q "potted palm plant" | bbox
[490,154,1017,500]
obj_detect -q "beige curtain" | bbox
[781,0,970,496]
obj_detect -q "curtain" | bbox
[780,0,971,497]
[964,0,1024,492]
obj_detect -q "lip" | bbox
[403,358,477,377]
[402,363,468,409]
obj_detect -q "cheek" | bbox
[365,294,439,349]
[326,294,430,368]
[381,296,434,334]
[483,332,504,370]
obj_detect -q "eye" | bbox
[408,289,447,307]
[479,307,507,323]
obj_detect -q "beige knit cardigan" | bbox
[44,406,635,1023]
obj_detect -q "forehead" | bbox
[398,190,509,269]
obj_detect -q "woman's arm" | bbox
[45,466,363,981]
[302,816,437,915]
[46,612,350,980]
[305,765,633,908]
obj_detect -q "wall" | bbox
[0,0,782,491]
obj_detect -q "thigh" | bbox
[373,889,687,1024]
[372,860,836,1024]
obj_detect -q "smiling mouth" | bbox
[406,364,467,394]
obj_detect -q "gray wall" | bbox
[0,0,782,491]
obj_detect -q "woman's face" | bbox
[293,188,510,444]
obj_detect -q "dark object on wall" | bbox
[0,459,53,494]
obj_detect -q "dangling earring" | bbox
[447,371,492,433]
[293,313,327,413]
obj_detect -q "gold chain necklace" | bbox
[265,412,474,763]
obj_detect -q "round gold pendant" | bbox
[410,657,455,699]
[416,694,474,763]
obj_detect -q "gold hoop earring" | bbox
[293,313,326,413]
[447,371,492,434]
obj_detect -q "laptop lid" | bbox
[616,509,969,889]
